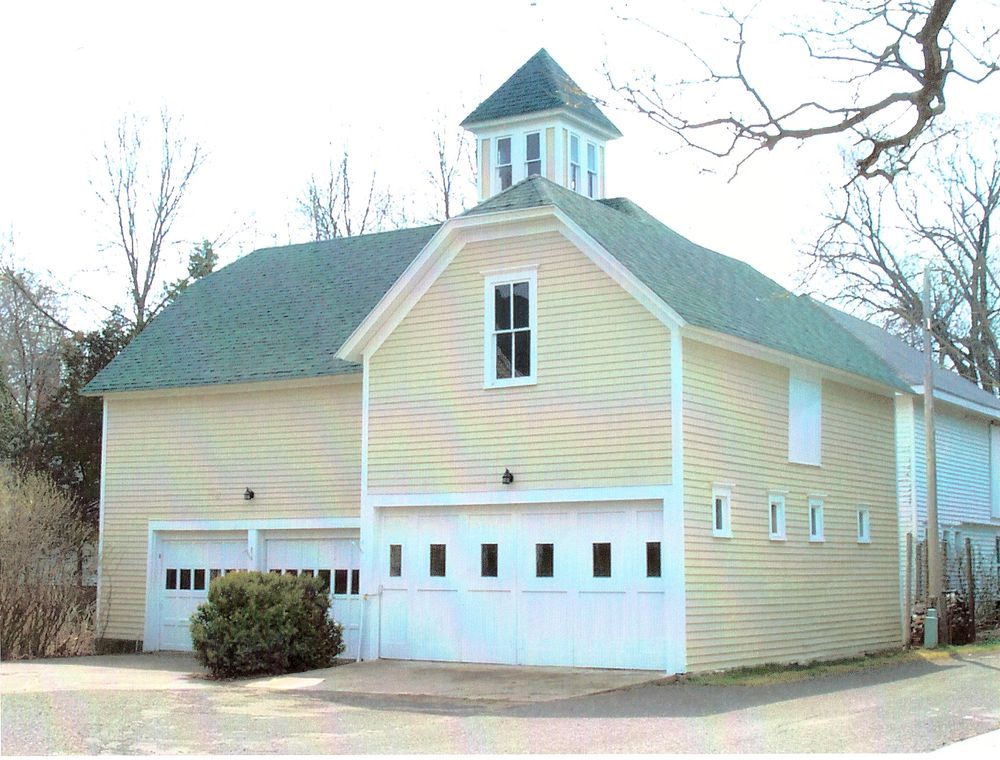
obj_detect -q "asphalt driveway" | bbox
[2,650,999,754]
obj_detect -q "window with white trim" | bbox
[809,498,825,542]
[484,271,537,387]
[569,134,581,192]
[525,132,541,177]
[496,136,512,191]
[712,485,732,537]
[991,425,1000,518]
[857,506,871,543]
[789,370,822,465]
[586,142,598,198]
[768,493,786,540]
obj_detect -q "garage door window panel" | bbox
[646,542,661,578]
[535,543,554,577]
[592,543,612,577]
[389,544,402,577]
[430,544,447,577]
[481,543,498,577]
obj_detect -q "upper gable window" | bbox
[496,137,512,191]
[586,142,598,198]
[569,134,581,192]
[789,370,822,465]
[526,132,541,177]
[484,270,537,387]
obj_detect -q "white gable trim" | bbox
[911,385,1000,421]
[337,205,686,363]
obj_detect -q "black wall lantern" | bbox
[501,469,514,485]
[244,487,255,501]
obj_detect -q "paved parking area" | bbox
[2,649,999,754]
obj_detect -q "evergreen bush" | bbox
[190,571,343,678]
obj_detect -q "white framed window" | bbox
[496,136,512,191]
[483,269,537,387]
[857,506,871,543]
[525,132,541,177]
[569,134,581,192]
[789,370,822,465]
[586,142,598,198]
[991,425,1000,518]
[768,493,786,540]
[808,498,825,542]
[712,485,732,538]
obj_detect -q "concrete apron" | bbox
[245,659,668,703]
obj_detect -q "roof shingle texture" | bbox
[819,302,1000,411]
[461,48,621,136]
[84,225,440,393]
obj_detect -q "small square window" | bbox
[179,569,191,590]
[285,569,298,577]
[857,507,871,543]
[269,568,281,574]
[481,543,498,577]
[712,486,732,537]
[809,499,825,542]
[646,542,662,578]
[430,544,446,577]
[318,569,331,592]
[592,542,611,577]
[334,568,348,594]
[165,568,177,590]
[209,568,221,583]
[535,543,554,577]
[225,569,236,575]
[193,569,206,591]
[351,569,360,595]
[389,544,402,577]
[301,569,315,578]
[769,494,786,540]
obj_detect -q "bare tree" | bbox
[93,111,204,332]
[608,0,999,181]
[803,125,1000,391]
[426,123,475,221]
[299,151,401,240]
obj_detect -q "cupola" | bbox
[461,49,622,202]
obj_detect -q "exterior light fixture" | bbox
[244,487,255,500]
[501,469,514,485]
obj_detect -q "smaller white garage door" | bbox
[159,536,248,651]
[264,537,362,657]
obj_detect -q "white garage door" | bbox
[378,503,666,670]
[158,536,249,651]
[264,537,363,657]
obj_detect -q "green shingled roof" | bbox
[461,48,622,137]
[84,225,440,394]
[85,176,908,396]
[464,177,908,391]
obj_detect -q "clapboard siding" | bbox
[682,338,899,672]
[367,230,671,493]
[99,378,362,640]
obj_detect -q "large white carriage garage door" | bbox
[158,536,249,651]
[378,502,666,670]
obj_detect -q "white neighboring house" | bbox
[822,305,1000,595]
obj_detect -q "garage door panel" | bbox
[379,589,410,659]
[461,590,516,663]
[575,590,628,668]
[518,591,573,666]
[413,589,462,661]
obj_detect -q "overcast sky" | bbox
[2,0,997,329]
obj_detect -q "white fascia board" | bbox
[465,108,622,140]
[910,385,1000,420]
[148,517,360,532]
[684,325,900,397]
[96,373,361,402]
[369,485,672,509]
[339,205,686,362]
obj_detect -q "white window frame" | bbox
[990,425,1000,519]
[495,135,513,192]
[768,492,786,541]
[856,506,871,544]
[483,268,538,388]
[808,497,825,542]
[586,141,598,198]
[789,369,822,466]
[569,133,581,193]
[712,484,733,538]
[525,131,542,178]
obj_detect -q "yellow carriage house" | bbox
[86,49,909,673]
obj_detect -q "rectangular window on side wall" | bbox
[485,271,536,387]
[496,136,512,191]
[569,134,581,192]
[809,498,825,542]
[857,506,871,543]
[789,370,822,465]
[526,132,541,176]
[768,493,786,540]
[712,485,732,538]
[586,142,598,197]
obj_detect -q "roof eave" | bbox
[461,107,622,140]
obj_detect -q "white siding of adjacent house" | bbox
[98,376,362,642]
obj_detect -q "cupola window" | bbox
[570,134,581,192]
[526,132,541,177]
[496,137,512,191]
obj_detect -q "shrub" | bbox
[190,571,344,678]
[0,467,95,660]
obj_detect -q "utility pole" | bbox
[923,270,943,644]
